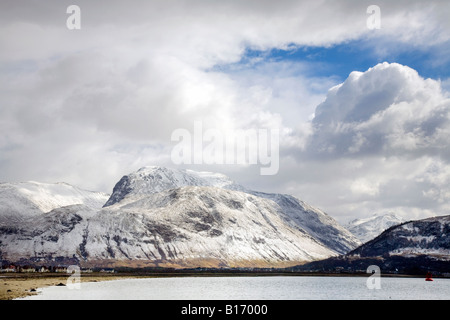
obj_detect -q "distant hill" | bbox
[293,215,450,275]
[346,212,404,243]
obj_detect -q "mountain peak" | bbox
[1,166,361,268]
[0,181,109,222]
[102,166,359,254]
[346,212,404,243]
[349,215,450,258]
[103,166,243,207]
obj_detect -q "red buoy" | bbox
[425,272,433,281]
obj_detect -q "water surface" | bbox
[19,276,449,300]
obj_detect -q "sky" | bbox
[1,0,450,223]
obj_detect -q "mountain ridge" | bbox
[0,181,109,222]
[349,215,450,258]
[1,166,360,268]
[103,166,360,254]
[293,214,450,274]
[346,212,405,243]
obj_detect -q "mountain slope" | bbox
[293,215,450,274]
[104,166,360,254]
[85,186,335,267]
[1,166,360,268]
[103,166,243,207]
[0,181,109,222]
[250,191,360,254]
[0,204,95,264]
[346,212,404,243]
[349,215,450,258]
[0,182,109,265]
[1,187,335,267]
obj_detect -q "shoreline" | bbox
[0,272,433,300]
[0,273,142,300]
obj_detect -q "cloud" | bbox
[278,62,450,221]
[1,1,450,223]
[308,62,450,159]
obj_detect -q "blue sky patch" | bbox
[230,39,450,83]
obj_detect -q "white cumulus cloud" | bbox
[309,62,450,159]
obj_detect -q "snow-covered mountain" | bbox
[104,166,360,254]
[346,212,404,243]
[0,167,360,268]
[103,166,244,207]
[86,186,336,267]
[349,215,450,259]
[294,215,450,274]
[249,191,360,254]
[0,181,109,223]
[0,182,109,265]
